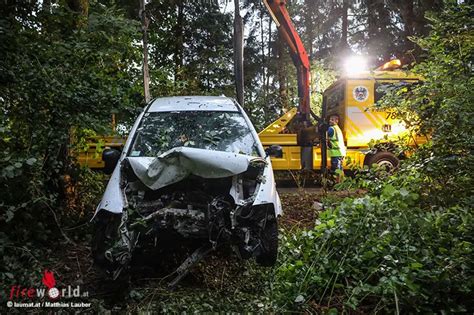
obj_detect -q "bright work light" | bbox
[343,56,368,75]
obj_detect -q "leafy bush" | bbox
[271,177,473,312]
[0,3,141,290]
[377,4,473,206]
[269,4,474,313]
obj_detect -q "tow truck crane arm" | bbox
[263,0,328,171]
[263,0,313,122]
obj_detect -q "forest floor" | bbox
[47,189,362,312]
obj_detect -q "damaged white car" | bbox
[92,96,283,285]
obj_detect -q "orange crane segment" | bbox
[263,0,311,120]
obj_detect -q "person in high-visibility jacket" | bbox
[327,114,346,181]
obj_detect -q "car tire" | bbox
[91,211,128,276]
[91,212,106,268]
[365,151,400,171]
[256,219,278,267]
[92,211,130,295]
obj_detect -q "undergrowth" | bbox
[270,168,473,312]
[267,4,474,312]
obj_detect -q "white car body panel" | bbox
[148,96,239,113]
[254,156,283,216]
[126,147,262,190]
[94,109,146,215]
[94,96,282,218]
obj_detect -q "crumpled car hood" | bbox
[94,147,281,218]
[126,147,263,190]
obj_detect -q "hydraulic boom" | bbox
[263,0,311,122]
[263,0,328,171]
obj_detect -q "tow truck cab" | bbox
[259,68,427,171]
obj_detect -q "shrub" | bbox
[270,4,474,312]
[271,177,473,312]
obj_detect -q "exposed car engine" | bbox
[94,156,277,285]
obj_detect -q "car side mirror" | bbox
[265,145,283,158]
[102,148,121,175]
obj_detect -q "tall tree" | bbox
[386,0,444,62]
[276,32,290,110]
[66,0,89,28]
[146,0,233,96]
[340,0,349,51]
[365,0,395,64]
[174,1,185,83]
[140,0,151,102]
[303,0,317,58]
[234,0,244,106]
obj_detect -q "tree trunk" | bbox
[140,0,151,103]
[265,17,272,104]
[399,0,416,47]
[367,0,376,48]
[341,0,349,50]
[303,0,316,58]
[366,0,388,62]
[174,1,184,84]
[277,33,289,110]
[233,0,244,106]
[260,10,266,101]
[66,0,88,28]
[397,0,419,62]
[43,0,51,13]
[417,0,443,35]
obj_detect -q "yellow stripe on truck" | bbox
[345,117,364,137]
[358,105,383,130]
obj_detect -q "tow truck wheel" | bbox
[365,151,400,171]
[256,219,278,267]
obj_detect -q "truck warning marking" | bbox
[353,86,369,102]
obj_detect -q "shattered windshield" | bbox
[129,111,260,157]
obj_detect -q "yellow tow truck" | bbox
[259,60,427,171]
[75,135,125,169]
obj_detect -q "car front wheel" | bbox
[256,219,278,267]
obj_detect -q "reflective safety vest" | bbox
[328,124,346,157]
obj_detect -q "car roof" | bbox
[147,96,240,112]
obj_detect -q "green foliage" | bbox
[377,4,473,205]
[269,4,474,313]
[73,168,106,216]
[0,2,142,288]
[147,1,234,97]
[311,62,337,114]
[272,180,473,312]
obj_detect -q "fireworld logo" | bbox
[8,270,89,300]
